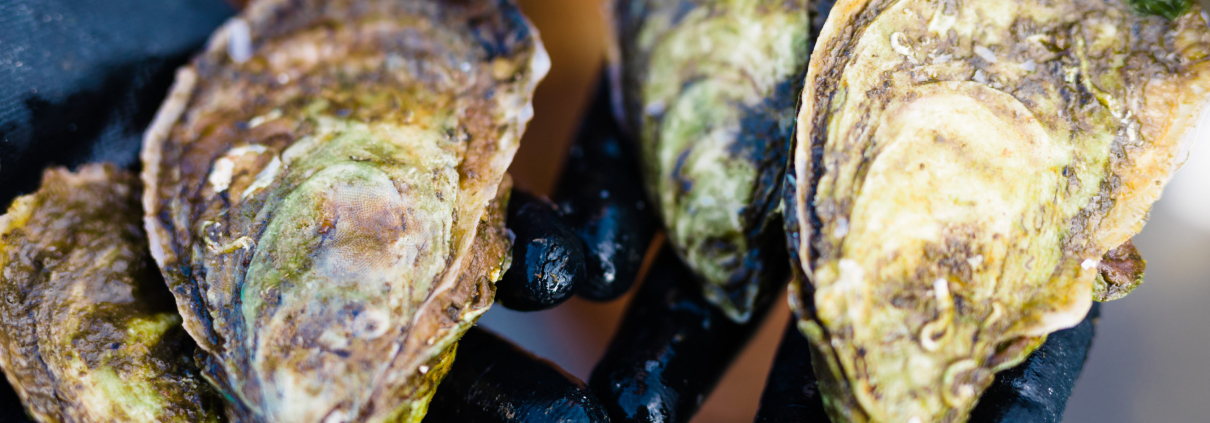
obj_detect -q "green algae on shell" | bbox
[0,164,223,423]
[1126,0,1195,19]
[608,0,813,322]
[785,0,1210,422]
[140,0,548,421]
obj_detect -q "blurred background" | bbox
[491,1,1210,422]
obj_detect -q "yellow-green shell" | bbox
[610,0,813,322]
[787,0,1210,422]
[0,164,223,423]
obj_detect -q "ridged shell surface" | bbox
[140,0,547,421]
[786,1,1210,421]
[0,164,223,423]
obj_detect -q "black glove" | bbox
[754,304,1101,423]
[423,327,610,423]
[493,78,659,310]
[0,0,234,206]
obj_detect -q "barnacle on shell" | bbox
[609,0,814,322]
[140,0,547,421]
[785,0,1210,421]
[0,164,223,423]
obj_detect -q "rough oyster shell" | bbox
[140,0,547,421]
[785,0,1210,421]
[609,0,813,322]
[0,164,222,423]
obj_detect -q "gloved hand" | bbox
[755,303,1101,423]
[491,79,659,311]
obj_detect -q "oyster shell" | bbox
[0,164,222,423]
[609,0,813,322]
[139,0,547,421]
[785,0,1210,421]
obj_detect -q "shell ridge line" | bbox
[790,2,889,418]
[381,5,549,408]
[403,16,548,336]
[138,64,229,360]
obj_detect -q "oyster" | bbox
[608,0,813,322]
[139,0,547,421]
[0,164,222,423]
[785,0,1210,421]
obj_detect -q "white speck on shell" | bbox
[974,45,998,63]
[322,410,348,423]
[891,32,919,64]
[227,19,253,64]
[241,156,282,199]
[208,158,235,193]
[973,69,988,84]
[248,110,282,128]
[933,278,950,303]
[836,260,865,291]
[1081,259,1099,270]
[833,217,849,238]
[644,100,666,116]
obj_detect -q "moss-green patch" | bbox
[626,0,811,321]
[1126,0,1192,19]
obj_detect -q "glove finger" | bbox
[752,303,1100,423]
[589,245,772,423]
[754,318,829,422]
[554,77,658,301]
[423,327,610,423]
[970,302,1101,422]
[498,189,586,311]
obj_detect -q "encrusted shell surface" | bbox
[0,164,223,423]
[609,0,812,322]
[140,0,547,421]
[785,0,1210,421]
